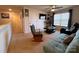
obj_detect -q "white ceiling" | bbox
[0,5,74,12]
[23,5,74,12]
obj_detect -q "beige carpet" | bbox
[8,31,60,53]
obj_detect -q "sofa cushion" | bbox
[43,40,67,53]
[43,34,68,53]
[63,33,75,45]
[65,30,79,53]
[76,29,79,36]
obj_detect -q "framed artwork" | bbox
[25,9,29,16]
[39,14,46,20]
[1,13,9,18]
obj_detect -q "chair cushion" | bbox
[34,32,42,35]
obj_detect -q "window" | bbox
[54,12,69,27]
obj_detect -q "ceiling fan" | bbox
[47,5,63,12]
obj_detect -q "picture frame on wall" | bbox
[25,9,29,16]
[39,14,46,20]
[1,13,9,19]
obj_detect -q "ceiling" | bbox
[0,5,74,12]
[23,5,74,12]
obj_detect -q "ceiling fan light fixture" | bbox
[52,5,56,8]
[51,9,55,11]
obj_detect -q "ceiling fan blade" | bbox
[55,7,63,9]
[45,8,51,11]
[51,5,63,9]
[46,5,63,12]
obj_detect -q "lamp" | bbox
[8,8,12,11]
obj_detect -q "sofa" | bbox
[43,29,79,53]
[60,23,79,35]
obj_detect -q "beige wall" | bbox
[23,7,46,33]
[0,6,46,34]
[72,6,79,24]
[0,7,23,34]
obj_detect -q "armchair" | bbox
[30,25,43,42]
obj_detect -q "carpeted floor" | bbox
[8,31,60,53]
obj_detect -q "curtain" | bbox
[52,13,55,26]
[68,9,73,29]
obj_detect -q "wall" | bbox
[0,6,23,34]
[23,7,46,33]
[72,6,79,24]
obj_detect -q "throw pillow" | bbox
[63,33,76,45]
[70,26,75,31]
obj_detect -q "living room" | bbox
[0,5,79,53]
